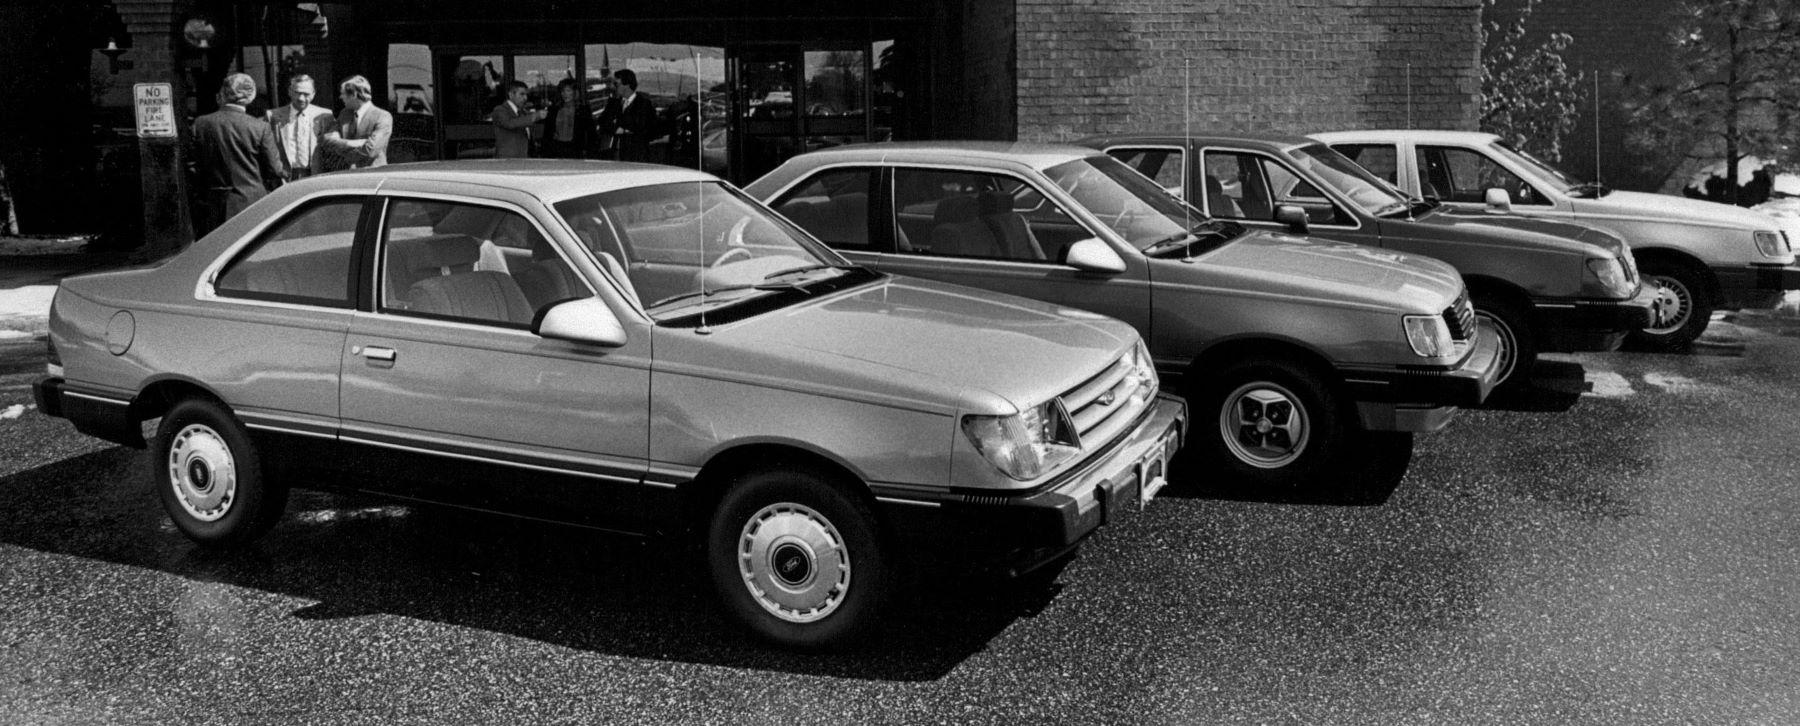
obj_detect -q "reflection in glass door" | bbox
[435,52,573,159]
[802,49,867,154]
[734,50,801,182]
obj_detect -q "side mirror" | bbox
[1273,205,1310,234]
[1063,237,1127,274]
[534,297,627,347]
[1484,187,1513,213]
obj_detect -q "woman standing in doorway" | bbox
[540,79,594,159]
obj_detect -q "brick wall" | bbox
[1013,0,1483,142]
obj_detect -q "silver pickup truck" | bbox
[1315,130,1800,349]
[749,142,1502,496]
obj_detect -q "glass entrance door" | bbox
[728,46,873,182]
[436,50,576,159]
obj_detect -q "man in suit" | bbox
[268,74,334,181]
[315,75,393,172]
[192,73,283,236]
[491,80,544,158]
[600,70,659,163]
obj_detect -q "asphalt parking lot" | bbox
[2,309,1798,725]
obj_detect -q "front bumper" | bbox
[1532,284,1660,353]
[1713,263,1800,310]
[1337,318,1503,432]
[873,394,1187,574]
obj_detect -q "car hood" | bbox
[1435,209,1630,256]
[1577,190,1782,233]
[665,276,1138,415]
[1408,210,1614,257]
[1178,228,1464,314]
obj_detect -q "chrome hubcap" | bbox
[737,502,850,623]
[1220,383,1309,469]
[168,424,237,522]
[1644,276,1690,334]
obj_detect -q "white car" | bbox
[1314,130,1800,349]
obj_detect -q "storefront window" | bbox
[584,43,725,168]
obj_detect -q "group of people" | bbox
[191,72,392,234]
[490,69,659,162]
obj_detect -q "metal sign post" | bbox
[134,82,193,255]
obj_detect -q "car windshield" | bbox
[1490,140,1587,191]
[1042,155,1222,251]
[1286,143,1411,216]
[553,181,851,320]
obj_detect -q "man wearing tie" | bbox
[315,75,393,172]
[268,74,333,180]
[491,80,543,159]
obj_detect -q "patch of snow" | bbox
[1583,371,1634,399]
[0,285,56,318]
[0,404,26,420]
[0,330,29,340]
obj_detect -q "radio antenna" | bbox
[1184,57,1193,231]
[1591,72,1602,184]
[696,181,712,335]
[1406,63,1413,129]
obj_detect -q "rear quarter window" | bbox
[215,197,366,307]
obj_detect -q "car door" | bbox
[1415,144,1565,218]
[200,194,366,460]
[1198,148,1380,247]
[779,164,1151,332]
[337,192,653,533]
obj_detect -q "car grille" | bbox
[1059,353,1154,447]
[1442,291,1477,342]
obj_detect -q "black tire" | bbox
[1190,357,1351,491]
[707,466,888,650]
[1629,260,1713,351]
[152,398,288,548]
[1472,293,1538,394]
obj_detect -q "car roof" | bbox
[1077,130,1321,152]
[1310,129,1505,145]
[783,141,1104,169]
[319,160,720,202]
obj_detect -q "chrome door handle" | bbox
[354,346,397,362]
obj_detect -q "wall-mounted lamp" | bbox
[99,38,132,74]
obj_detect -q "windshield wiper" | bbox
[647,284,762,311]
[758,263,854,285]
[1568,181,1611,199]
[1142,220,1243,257]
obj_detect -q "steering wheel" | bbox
[712,246,752,267]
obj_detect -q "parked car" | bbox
[1083,132,1659,389]
[32,161,1186,649]
[747,142,1501,494]
[1313,130,1800,349]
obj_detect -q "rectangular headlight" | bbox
[1403,315,1455,357]
[1754,230,1786,257]
[962,400,1082,480]
[1586,257,1634,297]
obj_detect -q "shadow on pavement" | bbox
[0,448,1049,681]
[1475,358,1585,413]
[1159,447,1400,508]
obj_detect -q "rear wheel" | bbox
[1472,293,1537,394]
[153,398,288,548]
[1630,261,1713,351]
[707,466,888,650]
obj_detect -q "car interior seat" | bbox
[1204,175,1245,218]
[929,194,1001,258]
[976,190,1046,260]
[400,234,535,324]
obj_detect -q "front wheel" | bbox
[1192,358,1350,491]
[1472,293,1538,394]
[1629,262,1713,351]
[153,397,288,548]
[707,466,888,650]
